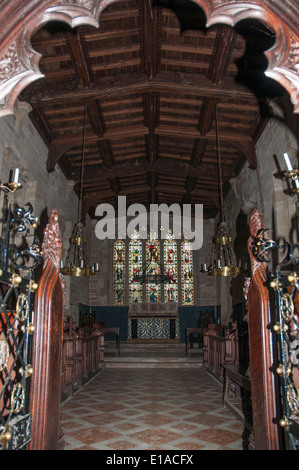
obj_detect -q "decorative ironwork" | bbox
[0,202,42,450]
[249,228,276,263]
[251,231,299,449]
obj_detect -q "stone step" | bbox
[105,341,186,350]
[104,356,203,369]
[104,341,203,368]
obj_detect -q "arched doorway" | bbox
[0,0,298,451]
[0,0,298,117]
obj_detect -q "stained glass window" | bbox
[113,238,125,305]
[146,232,161,303]
[129,230,143,303]
[181,239,194,305]
[164,230,178,303]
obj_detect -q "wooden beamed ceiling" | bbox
[20,0,279,219]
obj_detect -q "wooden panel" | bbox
[29,209,64,450]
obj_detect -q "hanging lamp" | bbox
[201,100,241,277]
[60,102,99,277]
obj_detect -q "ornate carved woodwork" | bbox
[246,209,280,450]
[29,208,64,450]
[0,0,298,116]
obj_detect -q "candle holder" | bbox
[0,169,22,193]
[60,221,100,277]
[283,153,299,195]
[284,169,299,194]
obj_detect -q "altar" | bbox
[128,303,179,342]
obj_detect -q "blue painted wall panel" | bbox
[79,304,221,342]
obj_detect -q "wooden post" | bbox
[246,209,280,449]
[29,208,65,450]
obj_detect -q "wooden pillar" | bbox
[29,208,65,450]
[246,209,280,449]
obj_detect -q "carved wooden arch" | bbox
[0,0,298,117]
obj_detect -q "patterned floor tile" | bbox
[67,426,122,445]
[137,413,176,426]
[60,367,247,450]
[190,427,242,446]
[129,428,182,445]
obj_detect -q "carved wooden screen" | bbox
[0,203,42,450]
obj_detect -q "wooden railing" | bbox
[61,317,104,402]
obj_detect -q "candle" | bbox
[284,153,299,188]
[12,168,19,184]
[60,260,64,269]
[80,260,84,268]
[284,153,293,171]
[95,263,99,272]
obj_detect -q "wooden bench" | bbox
[222,363,252,431]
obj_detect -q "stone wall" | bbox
[223,94,299,322]
[0,100,91,322]
[2,94,298,327]
[88,213,221,309]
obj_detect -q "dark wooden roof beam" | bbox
[96,140,115,170]
[108,177,121,196]
[139,0,162,79]
[84,28,140,42]
[28,72,256,105]
[87,100,106,137]
[208,26,237,85]
[144,91,160,164]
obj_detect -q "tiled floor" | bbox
[60,367,248,450]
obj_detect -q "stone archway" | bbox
[0,0,298,117]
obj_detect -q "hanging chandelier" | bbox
[60,102,99,277]
[201,100,240,277]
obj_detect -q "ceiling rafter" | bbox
[20,0,274,218]
[25,72,257,105]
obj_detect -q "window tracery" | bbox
[113,238,125,305]
[113,233,194,305]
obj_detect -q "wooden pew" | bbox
[78,325,104,383]
[203,323,239,380]
[60,317,104,402]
